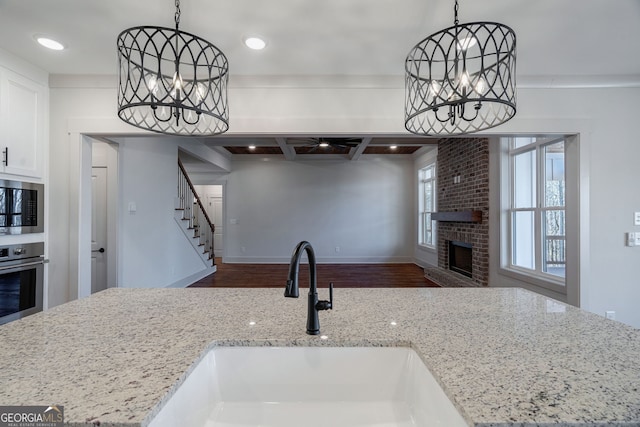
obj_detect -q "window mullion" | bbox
[508,150,516,269]
[535,145,544,274]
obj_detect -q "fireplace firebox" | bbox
[448,241,472,278]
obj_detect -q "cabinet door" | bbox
[0,68,45,178]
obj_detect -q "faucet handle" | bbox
[316,282,333,311]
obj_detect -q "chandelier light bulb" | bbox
[195,83,207,102]
[147,76,158,94]
[169,71,186,102]
[475,78,487,95]
[459,71,471,89]
[429,80,442,98]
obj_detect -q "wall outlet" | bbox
[635,212,640,226]
[240,246,246,254]
[335,246,341,253]
[605,311,616,320]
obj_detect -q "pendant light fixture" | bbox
[117,0,229,136]
[405,0,516,136]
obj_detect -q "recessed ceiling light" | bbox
[248,145,256,150]
[244,36,266,50]
[456,35,478,51]
[390,145,398,150]
[319,142,330,148]
[35,36,65,51]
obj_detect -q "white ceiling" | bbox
[1,0,639,78]
[1,0,639,161]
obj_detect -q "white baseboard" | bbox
[222,256,415,264]
[412,257,437,269]
[167,265,217,288]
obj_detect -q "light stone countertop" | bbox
[0,287,639,427]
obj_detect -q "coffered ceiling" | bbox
[209,136,429,160]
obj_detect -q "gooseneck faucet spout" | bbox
[285,241,333,335]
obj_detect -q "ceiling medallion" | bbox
[405,0,516,135]
[117,0,229,136]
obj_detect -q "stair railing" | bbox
[177,159,215,264]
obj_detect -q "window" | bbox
[507,137,566,282]
[418,163,436,247]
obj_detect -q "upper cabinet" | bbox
[0,66,47,179]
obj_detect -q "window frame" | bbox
[418,162,437,249]
[504,136,567,290]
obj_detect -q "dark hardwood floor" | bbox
[189,259,440,288]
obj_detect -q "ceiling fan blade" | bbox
[325,137,361,148]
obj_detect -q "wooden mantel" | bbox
[432,210,482,223]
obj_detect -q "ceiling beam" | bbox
[276,137,296,161]
[349,137,372,161]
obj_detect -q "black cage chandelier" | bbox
[117,0,229,136]
[405,0,516,136]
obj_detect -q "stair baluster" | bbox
[177,159,216,265]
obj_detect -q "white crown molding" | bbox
[518,74,640,89]
[49,73,640,90]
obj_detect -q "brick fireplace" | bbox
[433,138,489,287]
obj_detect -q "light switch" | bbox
[229,218,238,225]
[635,212,640,226]
[626,232,640,247]
[128,202,137,213]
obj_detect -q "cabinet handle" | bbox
[2,147,7,166]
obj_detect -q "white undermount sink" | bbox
[147,346,467,427]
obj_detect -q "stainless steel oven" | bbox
[0,179,44,235]
[0,242,44,325]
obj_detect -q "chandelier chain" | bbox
[454,0,459,25]
[175,0,181,27]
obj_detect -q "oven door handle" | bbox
[0,259,45,271]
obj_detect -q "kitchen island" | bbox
[0,287,638,427]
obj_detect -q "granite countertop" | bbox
[0,287,639,427]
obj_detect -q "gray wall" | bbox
[221,157,414,263]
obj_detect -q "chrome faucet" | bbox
[284,241,333,335]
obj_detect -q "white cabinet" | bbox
[0,67,46,179]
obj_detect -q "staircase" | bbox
[176,159,216,267]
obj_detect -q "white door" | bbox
[91,167,108,294]
[207,193,223,256]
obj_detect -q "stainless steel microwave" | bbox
[0,180,44,235]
